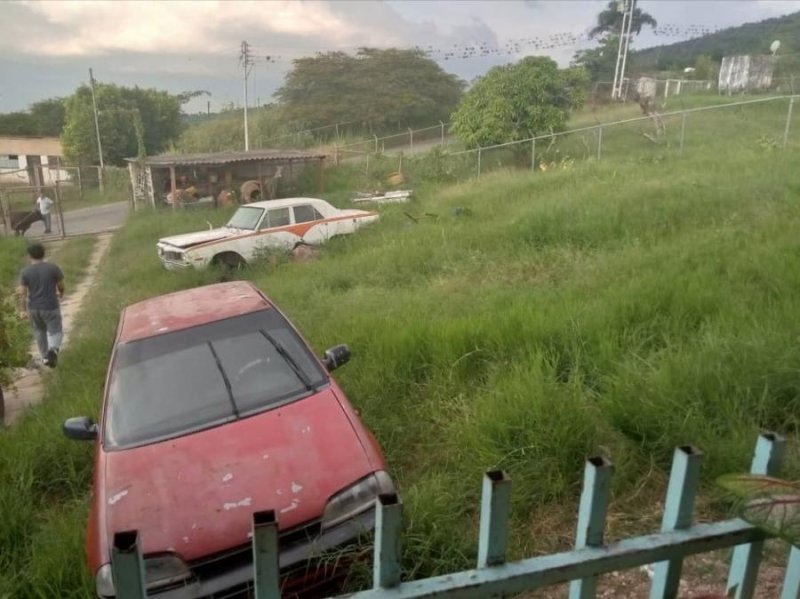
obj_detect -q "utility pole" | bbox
[88,68,105,192]
[611,0,635,101]
[240,40,254,151]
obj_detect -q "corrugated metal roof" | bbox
[128,149,327,167]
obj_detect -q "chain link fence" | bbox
[0,166,130,237]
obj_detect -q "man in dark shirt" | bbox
[16,243,65,368]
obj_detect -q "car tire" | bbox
[212,252,246,271]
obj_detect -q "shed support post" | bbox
[169,165,177,212]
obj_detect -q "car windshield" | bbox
[104,309,327,450]
[226,206,264,230]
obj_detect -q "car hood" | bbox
[99,388,375,562]
[157,228,233,249]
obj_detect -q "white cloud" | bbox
[16,0,375,56]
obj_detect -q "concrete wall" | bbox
[719,55,775,93]
[0,153,70,186]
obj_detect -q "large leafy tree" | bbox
[572,36,620,83]
[589,0,657,39]
[62,84,183,166]
[0,98,66,137]
[451,56,587,148]
[276,48,465,131]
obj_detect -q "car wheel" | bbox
[212,252,246,271]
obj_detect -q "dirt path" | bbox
[2,233,113,425]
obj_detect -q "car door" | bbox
[292,204,328,244]
[251,207,296,258]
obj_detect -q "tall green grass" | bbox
[1,98,800,595]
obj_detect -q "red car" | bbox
[63,281,395,598]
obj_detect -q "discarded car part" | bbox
[156,197,379,270]
[352,190,412,204]
[240,180,262,203]
[63,281,394,598]
[217,189,236,207]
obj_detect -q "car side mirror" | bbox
[63,416,98,441]
[323,344,351,371]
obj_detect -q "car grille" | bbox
[162,250,184,262]
[189,520,352,598]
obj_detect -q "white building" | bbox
[0,136,69,186]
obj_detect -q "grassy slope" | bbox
[2,100,800,595]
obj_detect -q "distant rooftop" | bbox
[128,149,328,167]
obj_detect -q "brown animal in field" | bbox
[8,210,43,236]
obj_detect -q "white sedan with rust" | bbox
[156,197,378,269]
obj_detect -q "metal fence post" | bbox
[679,112,687,156]
[54,179,66,239]
[374,135,379,154]
[782,98,794,150]
[477,471,511,568]
[531,138,536,172]
[374,493,402,589]
[477,148,482,177]
[649,446,703,599]
[440,121,445,147]
[0,191,9,236]
[727,433,786,599]
[76,166,84,200]
[596,127,603,161]
[569,456,614,599]
[111,531,147,599]
[252,510,280,599]
[409,128,414,153]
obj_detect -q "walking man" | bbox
[35,190,54,234]
[17,243,64,368]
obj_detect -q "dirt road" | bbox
[2,233,113,425]
[25,201,129,238]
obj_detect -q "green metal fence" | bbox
[110,433,798,598]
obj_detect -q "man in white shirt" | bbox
[35,191,54,234]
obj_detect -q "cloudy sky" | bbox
[1,0,799,114]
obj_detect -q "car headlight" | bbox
[321,471,395,530]
[95,554,191,597]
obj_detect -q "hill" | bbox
[634,11,800,72]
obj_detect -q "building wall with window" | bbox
[0,136,69,186]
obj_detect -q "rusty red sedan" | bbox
[63,281,394,598]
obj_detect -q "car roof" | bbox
[118,281,273,343]
[242,197,329,210]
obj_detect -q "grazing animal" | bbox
[9,210,43,236]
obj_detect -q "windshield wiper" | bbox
[207,342,240,418]
[259,330,316,392]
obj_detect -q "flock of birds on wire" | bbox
[245,24,726,64]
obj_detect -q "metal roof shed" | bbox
[126,149,328,209]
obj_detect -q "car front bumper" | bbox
[140,508,375,599]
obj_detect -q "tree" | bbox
[0,98,65,137]
[572,36,620,82]
[451,57,587,148]
[589,0,657,39]
[692,55,719,81]
[62,84,183,166]
[275,48,465,131]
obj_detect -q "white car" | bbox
[156,197,379,269]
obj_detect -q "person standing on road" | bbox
[35,191,54,234]
[16,243,64,368]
